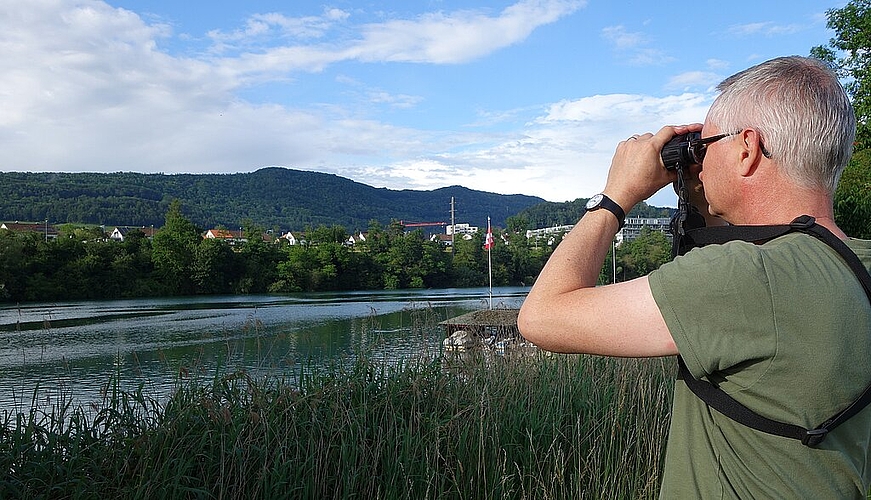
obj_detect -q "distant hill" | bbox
[0,168,545,231]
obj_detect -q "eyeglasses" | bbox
[689,130,772,164]
[688,131,739,164]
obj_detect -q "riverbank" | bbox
[1,350,674,499]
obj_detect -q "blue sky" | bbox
[0,1,843,208]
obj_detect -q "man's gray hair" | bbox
[707,56,856,194]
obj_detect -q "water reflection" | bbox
[0,287,527,412]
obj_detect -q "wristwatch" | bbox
[585,193,625,230]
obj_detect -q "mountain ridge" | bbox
[0,167,546,231]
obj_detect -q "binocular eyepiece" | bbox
[660,132,701,171]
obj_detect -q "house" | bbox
[431,234,453,246]
[1,222,58,240]
[278,231,299,245]
[620,217,672,244]
[446,223,479,236]
[525,225,574,241]
[109,226,157,241]
[204,228,247,245]
[346,232,367,246]
[526,217,673,247]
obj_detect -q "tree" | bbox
[193,238,238,294]
[615,229,672,282]
[0,230,40,301]
[152,200,201,295]
[835,149,871,238]
[306,225,348,246]
[236,223,282,294]
[451,233,487,287]
[811,0,871,150]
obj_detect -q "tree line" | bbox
[0,200,674,303]
[0,168,543,233]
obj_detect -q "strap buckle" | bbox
[790,215,816,230]
[802,428,828,447]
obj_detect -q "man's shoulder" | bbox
[846,237,871,263]
[665,237,764,269]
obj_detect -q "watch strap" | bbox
[588,194,625,230]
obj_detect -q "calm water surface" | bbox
[0,287,527,412]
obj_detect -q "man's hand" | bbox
[516,125,685,357]
[601,125,691,212]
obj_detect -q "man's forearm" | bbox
[517,208,620,348]
[533,209,618,294]
[517,126,685,356]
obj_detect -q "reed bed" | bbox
[1,349,675,499]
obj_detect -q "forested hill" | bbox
[0,168,545,231]
[516,198,674,228]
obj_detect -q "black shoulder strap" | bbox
[675,215,871,447]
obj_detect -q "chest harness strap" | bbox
[674,215,871,447]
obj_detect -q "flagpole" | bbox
[487,216,493,310]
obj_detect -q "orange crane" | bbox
[400,221,448,228]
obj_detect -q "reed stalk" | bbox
[1,347,679,499]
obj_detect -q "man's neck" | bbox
[729,185,846,239]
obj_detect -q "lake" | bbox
[0,287,528,413]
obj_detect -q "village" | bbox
[1,216,674,248]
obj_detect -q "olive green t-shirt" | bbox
[649,233,871,498]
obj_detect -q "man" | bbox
[517,56,871,497]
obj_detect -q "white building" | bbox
[525,225,574,240]
[447,223,478,236]
[526,217,673,246]
[620,217,672,244]
[346,232,367,246]
[279,231,299,245]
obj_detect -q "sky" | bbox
[0,0,845,208]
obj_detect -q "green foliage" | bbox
[810,1,871,237]
[0,198,680,302]
[0,169,544,233]
[193,238,239,294]
[616,229,672,282]
[812,0,871,150]
[835,149,871,238]
[451,233,487,287]
[0,352,674,499]
[152,200,201,295]
[518,198,672,228]
[0,227,159,301]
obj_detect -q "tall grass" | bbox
[1,349,675,499]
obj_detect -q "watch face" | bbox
[586,193,603,210]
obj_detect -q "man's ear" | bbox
[737,128,766,178]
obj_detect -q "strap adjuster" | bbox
[790,215,816,229]
[802,428,828,447]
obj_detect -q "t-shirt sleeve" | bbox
[648,242,778,385]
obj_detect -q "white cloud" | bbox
[726,21,803,37]
[540,93,710,125]
[665,71,722,92]
[0,0,709,207]
[207,8,351,53]
[601,25,673,66]
[706,58,730,71]
[627,48,675,66]
[211,0,584,78]
[601,25,646,50]
[341,92,714,204]
[348,0,584,64]
[367,91,424,109]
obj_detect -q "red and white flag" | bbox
[484,217,494,250]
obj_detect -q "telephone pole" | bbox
[450,197,456,255]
